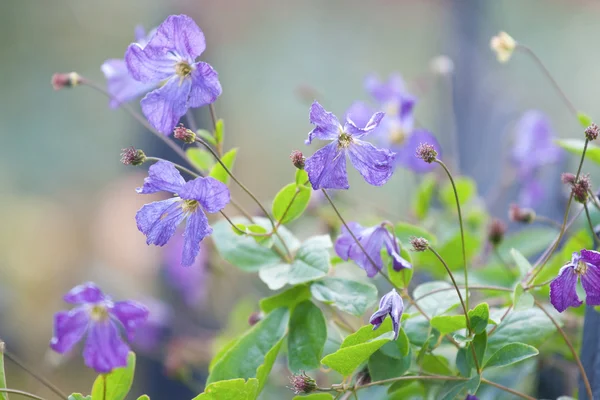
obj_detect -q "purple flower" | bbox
[512,111,562,207]
[132,298,171,352]
[101,26,158,109]
[126,15,222,134]
[304,101,395,190]
[465,395,479,400]
[135,160,230,266]
[550,250,600,312]
[335,222,411,278]
[346,73,441,173]
[369,289,403,340]
[50,282,148,373]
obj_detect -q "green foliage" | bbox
[295,169,309,186]
[510,248,532,277]
[209,148,238,184]
[292,394,333,400]
[258,235,331,290]
[136,395,150,400]
[577,111,593,128]
[186,148,214,171]
[91,352,136,400]
[288,301,327,372]
[368,346,412,380]
[386,247,413,289]
[439,375,481,400]
[215,119,224,144]
[413,281,466,316]
[196,128,217,146]
[419,353,453,375]
[415,232,481,277]
[260,285,311,313]
[430,315,467,335]
[310,277,377,316]
[412,175,436,220]
[484,343,539,369]
[394,222,437,246]
[272,183,311,224]
[68,395,91,400]
[468,303,490,334]
[192,378,258,400]
[440,176,476,210]
[555,139,600,165]
[388,381,425,399]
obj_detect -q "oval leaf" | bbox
[91,352,136,400]
[288,301,327,372]
[272,183,311,224]
[430,315,467,335]
[483,342,538,369]
[209,148,238,184]
[193,378,258,400]
[186,148,214,171]
[321,331,394,376]
[468,303,490,335]
[555,139,600,165]
[311,277,377,316]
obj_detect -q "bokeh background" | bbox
[1,0,600,398]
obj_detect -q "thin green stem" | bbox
[412,285,512,303]
[480,378,536,400]
[534,215,563,230]
[584,203,600,245]
[0,389,46,400]
[3,350,67,400]
[102,374,107,400]
[435,159,469,310]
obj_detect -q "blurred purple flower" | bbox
[50,282,148,373]
[512,111,562,207]
[334,222,411,278]
[369,289,403,340]
[465,395,479,400]
[346,73,441,173]
[135,160,230,266]
[101,26,158,109]
[133,298,171,352]
[304,101,396,190]
[125,14,222,134]
[550,250,600,312]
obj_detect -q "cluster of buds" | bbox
[508,203,536,224]
[415,143,438,164]
[562,172,591,203]
[173,124,197,144]
[120,147,147,166]
[585,123,599,141]
[51,72,82,90]
[410,237,429,252]
[290,150,306,170]
[488,218,507,246]
[288,371,317,394]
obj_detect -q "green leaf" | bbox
[342,319,394,347]
[260,285,311,313]
[196,129,217,146]
[439,375,481,400]
[321,331,394,376]
[272,183,311,224]
[388,381,425,399]
[68,395,91,400]
[186,148,214,171]
[440,176,476,210]
[430,315,467,335]
[456,347,470,377]
[212,217,299,272]
[378,327,410,358]
[368,347,412,381]
[468,303,489,335]
[513,286,534,310]
[555,139,600,165]
[386,247,413,289]
[215,119,224,144]
[293,394,333,400]
[310,277,377,316]
[497,228,556,258]
[412,175,436,220]
[288,301,327,372]
[469,330,487,372]
[192,378,258,400]
[483,342,539,369]
[510,248,532,277]
[91,352,136,400]
[259,235,331,290]
[295,169,309,186]
[209,148,238,184]
[207,307,289,387]
[255,339,284,392]
[413,281,467,316]
[578,112,593,128]
[394,222,437,246]
[419,353,452,375]
[136,396,150,400]
[0,344,7,400]
[403,316,432,347]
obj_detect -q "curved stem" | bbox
[534,215,563,230]
[534,299,592,400]
[435,159,469,311]
[356,374,467,390]
[4,350,67,400]
[480,378,536,400]
[0,389,46,400]
[584,203,600,245]
[412,285,512,303]
[487,305,513,337]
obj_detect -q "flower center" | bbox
[575,260,588,275]
[175,61,193,78]
[385,101,399,118]
[90,305,109,322]
[389,126,407,145]
[338,132,353,149]
[182,199,200,213]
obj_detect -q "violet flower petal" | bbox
[125,43,175,83]
[365,73,407,103]
[140,76,193,135]
[347,140,395,186]
[306,101,340,144]
[344,112,385,139]
[305,141,349,190]
[101,59,157,109]
[395,129,440,173]
[581,263,600,306]
[550,265,582,312]
[188,62,222,108]
[64,282,106,304]
[181,209,212,267]
[82,320,130,373]
[49,308,90,353]
[135,198,186,246]
[179,176,230,213]
[146,15,206,61]
[136,160,186,194]
[111,301,150,341]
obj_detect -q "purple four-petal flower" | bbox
[50,282,148,373]
[369,289,404,340]
[550,249,600,312]
[335,222,412,278]
[125,15,222,134]
[304,101,396,190]
[135,160,230,266]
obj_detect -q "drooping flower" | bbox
[335,222,411,278]
[125,15,222,134]
[512,110,562,207]
[550,250,600,312]
[50,282,148,373]
[101,26,158,109]
[304,101,395,190]
[369,289,403,340]
[346,74,441,172]
[135,160,230,266]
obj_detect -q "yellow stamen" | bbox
[90,305,109,321]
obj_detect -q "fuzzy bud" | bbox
[290,150,306,169]
[288,372,317,395]
[572,174,591,203]
[51,72,82,90]
[585,123,599,141]
[561,172,576,185]
[248,311,263,326]
[488,218,507,246]
[508,203,536,224]
[410,237,429,252]
[490,31,516,63]
[173,124,197,144]
[120,147,147,166]
[415,143,438,164]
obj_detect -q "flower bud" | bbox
[247,311,263,326]
[288,372,317,394]
[415,143,437,164]
[561,172,576,185]
[572,174,591,203]
[410,237,429,252]
[173,124,197,144]
[120,147,147,166]
[508,203,535,223]
[490,31,516,63]
[51,72,82,90]
[488,218,507,246]
[290,150,306,170]
[585,123,599,141]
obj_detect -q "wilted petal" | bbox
[394,129,440,173]
[180,209,212,267]
[136,160,185,195]
[125,43,175,83]
[179,176,230,213]
[345,101,375,129]
[334,222,364,261]
[101,59,156,108]
[305,141,349,190]
[64,282,106,304]
[581,263,600,306]
[188,62,222,108]
[111,301,149,341]
[50,308,90,353]
[136,198,186,246]
[83,320,130,373]
[140,76,192,135]
[347,140,395,186]
[388,291,404,340]
[146,15,206,61]
[347,226,384,277]
[383,231,412,271]
[306,101,341,144]
[550,265,582,312]
[344,112,385,139]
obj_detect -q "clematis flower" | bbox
[101,26,158,108]
[512,111,562,207]
[369,289,403,340]
[50,282,148,373]
[126,14,222,134]
[550,250,600,312]
[465,395,479,400]
[304,101,395,190]
[346,73,441,173]
[334,222,411,278]
[135,160,230,266]
[132,298,171,352]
